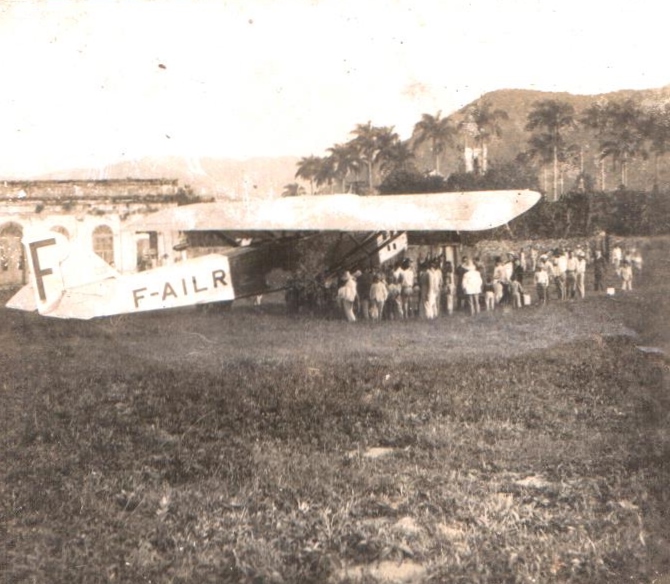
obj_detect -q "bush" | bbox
[377,169,449,194]
[445,161,540,192]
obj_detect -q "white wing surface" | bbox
[130,190,541,232]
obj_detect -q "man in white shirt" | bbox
[554,250,568,301]
[399,258,415,318]
[337,271,358,322]
[565,250,578,299]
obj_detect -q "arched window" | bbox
[0,222,25,284]
[92,225,114,265]
[50,226,70,240]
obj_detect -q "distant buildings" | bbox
[0,179,185,288]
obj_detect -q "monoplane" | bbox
[6,190,541,319]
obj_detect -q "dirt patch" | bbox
[337,560,427,583]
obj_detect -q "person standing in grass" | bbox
[430,260,443,317]
[534,265,549,305]
[455,256,469,311]
[356,266,373,320]
[399,258,415,318]
[554,250,567,301]
[502,253,515,304]
[420,260,441,319]
[618,260,633,291]
[387,273,403,319]
[593,249,607,292]
[565,249,577,299]
[418,261,430,318]
[512,257,524,285]
[483,278,496,311]
[509,276,524,308]
[462,260,482,316]
[337,271,358,322]
[442,261,455,316]
[492,256,506,305]
[575,251,587,299]
[369,273,388,321]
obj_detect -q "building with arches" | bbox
[0,179,186,288]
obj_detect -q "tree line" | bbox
[286,95,670,205]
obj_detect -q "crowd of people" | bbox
[285,242,645,322]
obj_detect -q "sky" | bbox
[0,0,668,178]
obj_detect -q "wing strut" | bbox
[326,231,406,277]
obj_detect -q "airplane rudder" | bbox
[22,231,68,312]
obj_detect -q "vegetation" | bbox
[581,99,648,189]
[525,100,577,201]
[2,242,669,582]
[410,111,456,175]
[291,88,670,204]
[459,100,509,175]
[377,169,448,195]
[282,183,307,198]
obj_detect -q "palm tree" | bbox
[599,129,645,189]
[281,183,306,197]
[314,156,338,194]
[640,103,670,190]
[411,111,456,175]
[348,122,401,192]
[326,143,362,192]
[295,155,323,195]
[378,140,415,177]
[581,100,610,190]
[460,101,508,174]
[349,122,378,192]
[525,133,555,192]
[607,100,646,189]
[525,100,576,201]
[582,98,646,189]
[372,126,401,166]
[526,129,581,196]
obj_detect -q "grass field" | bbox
[1,243,669,583]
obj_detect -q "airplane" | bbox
[5,189,541,319]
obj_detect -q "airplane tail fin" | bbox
[22,231,119,315]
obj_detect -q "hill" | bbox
[425,85,670,192]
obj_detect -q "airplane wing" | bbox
[128,190,541,232]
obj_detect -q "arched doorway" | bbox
[0,222,25,286]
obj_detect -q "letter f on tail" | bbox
[25,233,67,314]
